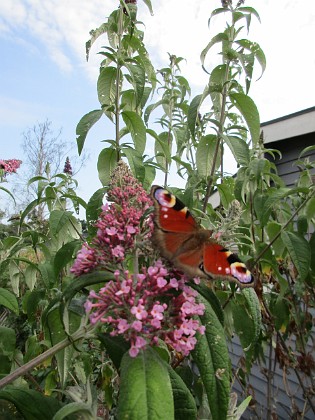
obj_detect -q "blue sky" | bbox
[1,0,315,211]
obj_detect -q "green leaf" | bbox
[266,222,284,257]
[229,93,260,144]
[209,64,226,116]
[124,62,145,107]
[0,288,19,315]
[38,261,56,288]
[54,240,82,276]
[238,6,261,23]
[49,210,76,236]
[200,33,228,70]
[187,94,203,138]
[192,295,230,420]
[281,231,311,281]
[121,110,146,155]
[45,306,81,387]
[86,187,107,235]
[196,135,219,177]
[272,296,290,331]
[0,386,63,420]
[144,99,168,125]
[0,327,16,356]
[24,289,45,323]
[305,196,315,220]
[217,177,235,208]
[0,185,16,203]
[117,348,174,419]
[236,39,266,79]
[155,131,172,171]
[232,288,261,368]
[62,271,114,304]
[25,265,37,291]
[97,147,118,186]
[76,110,103,155]
[167,366,197,420]
[97,66,116,107]
[52,402,93,420]
[223,135,250,166]
[122,147,145,183]
[86,22,108,61]
[97,334,129,370]
[191,283,224,326]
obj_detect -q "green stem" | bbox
[0,324,95,390]
[203,61,230,211]
[115,7,124,161]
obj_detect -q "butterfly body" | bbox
[150,185,254,287]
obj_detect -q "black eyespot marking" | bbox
[227,253,241,265]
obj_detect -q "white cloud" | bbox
[0,0,314,121]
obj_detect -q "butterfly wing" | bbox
[150,185,254,287]
[202,242,254,287]
[151,185,199,233]
[151,185,206,269]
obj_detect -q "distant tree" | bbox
[11,119,88,216]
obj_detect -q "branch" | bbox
[0,324,95,390]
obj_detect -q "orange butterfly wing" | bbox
[150,185,254,287]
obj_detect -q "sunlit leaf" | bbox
[229,93,260,144]
[76,110,103,155]
[97,147,118,186]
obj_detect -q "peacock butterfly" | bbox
[150,185,254,287]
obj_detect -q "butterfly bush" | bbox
[72,161,205,357]
[0,159,22,177]
[71,161,153,276]
[85,260,205,357]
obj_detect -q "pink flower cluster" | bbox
[71,164,153,276]
[0,159,22,175]
[85,261,205,357]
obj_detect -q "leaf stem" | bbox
[0,324,95,390]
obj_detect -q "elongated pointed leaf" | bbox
[200,33,228,70]
[76,110,103,155]
[229,93,260,144]
[117,348,174,419]
[223,135,250,165]
[97,147,118,186]
[49,210,76,236]
[192,295,230,420]
[121,110,146,155]
[54,240,82,276]
[209,64,226,116]
[86,187,107,235]
[0,327,16,356]
[0,386,63,420]
[196,135,220,177]
[187,94,203,138]
[0,288,19,315]
[236,39,266,79]
[232,288,261,368]
[45,306,81,387]
[281,231,311,281]
[124,62,145,107]
[97,66,116,107]
[167,366,197,420]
